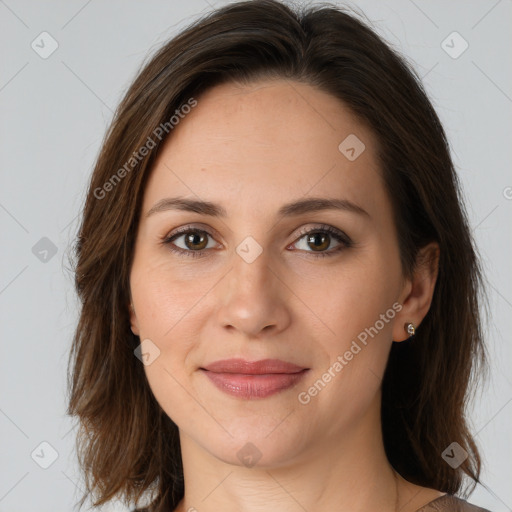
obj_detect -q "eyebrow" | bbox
[146,196,369,219]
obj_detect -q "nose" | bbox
[214,245,291,338]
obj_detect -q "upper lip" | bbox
[201,358,307,374]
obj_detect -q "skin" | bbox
[129,79,441,512]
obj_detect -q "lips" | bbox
[201,358,306,374]
[200,358,309,399]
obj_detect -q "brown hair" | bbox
[66,1,489,510]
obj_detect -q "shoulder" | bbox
[416,494,493,512]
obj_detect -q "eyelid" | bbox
[291,223,351,243]
[165,223,223,242]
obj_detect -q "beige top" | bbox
[415,494,491,511]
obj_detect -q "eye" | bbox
[290,224,352,258]
[160,224,352,259]
[161,227,218,259]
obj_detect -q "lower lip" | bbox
[201,369,309,399]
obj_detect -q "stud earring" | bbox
[404,322,416,337]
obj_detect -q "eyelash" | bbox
[160,224,352,260]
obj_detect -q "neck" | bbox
[173,393,404,512]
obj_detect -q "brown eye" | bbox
[291,225,352,258]
[306,232,330,252]
[162,228,217,258]
[182,231,209,250]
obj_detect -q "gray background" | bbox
[1,0,511,510]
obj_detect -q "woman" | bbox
[67,1,491,511]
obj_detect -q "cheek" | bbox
[298,250,400,409]
[134,275,201,426]
[298,273,397,435]
[130,253,201,412]
[301,252,400,345]
[130,248,210,338]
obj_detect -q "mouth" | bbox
[199,358,310,399]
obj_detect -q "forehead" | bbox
[141,79,387,220]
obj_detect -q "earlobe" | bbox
[392,321,416,343]
[392,242,440,342]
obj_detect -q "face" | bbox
[129,79,416,467]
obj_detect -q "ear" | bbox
[129,302,140,336]
[392,242,440,342]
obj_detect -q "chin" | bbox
[193,421,308,469]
